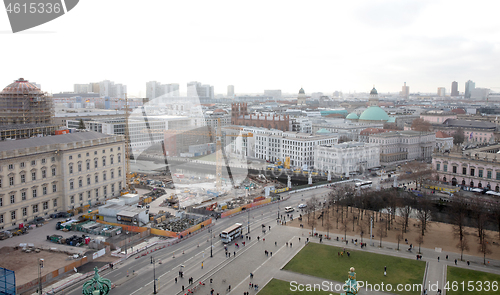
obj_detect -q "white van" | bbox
[285,206,294,213]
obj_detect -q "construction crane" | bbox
[140,120,252,193]
[123,93,136,195]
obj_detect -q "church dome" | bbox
[370,87,378,95]
[299,88,305,94]
[346,112,359,120]
[359,106,389,121]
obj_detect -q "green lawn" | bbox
[259,279,337,295]
[446,266,500,295]
[283,243,425,295]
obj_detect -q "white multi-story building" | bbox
[0,132,126,229]
[187,81,214,99]
[254,130,338,168]
[146,81,180,99]
[312,122,384,141]
[314,142,380,175]
[369,130,435,165]
[289,117,312,133]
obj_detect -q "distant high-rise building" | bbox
[187,81,214,99]
[146,81,179,100]
[264,90,282,99]
[97,80,126,98]
[437,87,446,97]
[227,85,234,98]
[465,80,475,99]
[400,82,409,99]
[451,81,459,96]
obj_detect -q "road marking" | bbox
[130,287,142,295]
[159,270,170,278]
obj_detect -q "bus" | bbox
[355,181,372,189]
[220,223,243,243]
[285,206,294,213]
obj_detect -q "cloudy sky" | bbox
[1,0,499,96]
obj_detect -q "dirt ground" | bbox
[288,206,500,261]
[0,246,74,286]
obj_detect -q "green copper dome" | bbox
[370,87,378,95]
[299,88,305,94]
[358,106,389,121]
[346,112,359,120]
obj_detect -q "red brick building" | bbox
[231,103,289,131]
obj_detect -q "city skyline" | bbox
[1,0,499,96]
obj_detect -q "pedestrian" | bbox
[175,277,177,283]
[226,251,228,257]
[446,255,448,260]
[269,225,271,230]
[347,251,350,257]
[275,241,277,246]
[210,278,213,284]
[438,257,440,262]
[467,260,470,266]
[234,251,236,257]
[290,242,292,247]
[270,252,272,256]
[286,242,288,246]
[455,259,457,265]
[229,252,231,257]
[211,289,214,295]
[182,285,184,291]
[257,236,260,241]
[299,238,301,242]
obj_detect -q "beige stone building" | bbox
[0,132,125,229]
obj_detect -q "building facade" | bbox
[0,132,126,230]
[433,144,500,191]
[451,81,459,96]
[314,142,380,176]
[369,130,435,166]
[231,103,289,131]
[465,80,475,99]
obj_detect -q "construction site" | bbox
[0,78,57,139]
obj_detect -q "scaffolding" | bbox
[0,78,54,126]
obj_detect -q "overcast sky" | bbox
[1,0,499,96]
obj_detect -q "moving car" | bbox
[298,204,307,209]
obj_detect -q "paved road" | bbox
[51,187,333,295]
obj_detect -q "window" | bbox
[43,187,47,195]
[102,149,105,154]
[70,195,74,203]
[53,199,57,207]
[79,194,83,201]
[487,171,492,179]
[33,204,38,213]
[0,178,1,188]
[87,177,91,185]
[118,147,120,150]
[78,163,82,172]
[9,177,14,186]
[20,162,25,168]
[103,173,106,181]
[463,167,467,175]
[118,154,121,163]
[86,162,90,170]
[11,211,16,221]
[479,170,483,178]
[69,165,73,174]
[102,158,106,167]
[470,168,475,176]
[43,202,48,210]
[21,192,26,201]
[87,191,91,199]
[21,174,25,183]
[69,156,72,160]
[22,207,27,216]
[95,188,99,198]
[95,175,98,183]
[111,184,115,193]
[51,157,55,162]
[443,164,447,172]
[94,159,98,168]
[52,184,57,193]
[118,169,122,177]
[31,172,36,181]
[78,154,81,158]
[10,195,15,204]
[0,198,2,207]
[52,167,56,176]
[42,170,46,178]
[70,181,74,190]
[86,152,89,156]
[110,157,114,165]
[453,166,457,173]
[103,186,107,195]
[32,189,37,198]
[0,214,3,223]
[31,160,36,166]
[94,151,97,155]
[110,148,113,152]
[119,182,122,191]
[42,159,46,164]
[111,171,114,179]
[79,179,82,187]
[436,163,440,171]
[8,164,13,170]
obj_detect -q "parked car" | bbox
[298,204,307,209]
[50,212,73,218]
[29,217,45,225]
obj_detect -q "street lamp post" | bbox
[38,258,44,293]
[153,256,157,294]
[247,209,250,234]
[210,228,213,257]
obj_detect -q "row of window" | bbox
[0,168,57,187]
[0,185,57,206]
[68,182,121,203]
[436,163,500,180]
[0,200,55,223]
[68,154,121,174]
[69,170,121,190]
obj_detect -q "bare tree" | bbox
[376,218,386,247]
[396,233,403,251]
[451,194,469,260]
[471,198,487,243]
[478,232,492,265]
[341,212,350,242]
[399,162,433,190]
[411,118,432,132]
[492,203,500,239]
[416,233,424,254]
[416,198,432,236]
[453,127,465,145]
[306,196,318,234]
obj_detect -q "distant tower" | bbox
[227,85,234,98]
[465,80,475,99]
[369,86,379,106]
[437,87,446,97]
[297,88,306,105]
[400,82,409,99]
[451,81,459,96]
